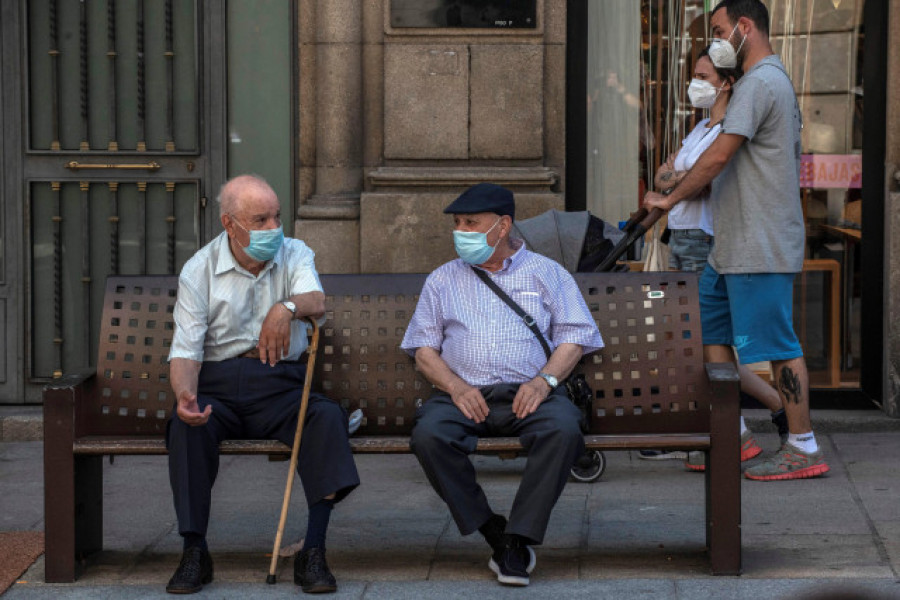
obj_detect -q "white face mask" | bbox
[709,22,746,69]
[687,78,724,109]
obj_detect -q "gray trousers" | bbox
[410,384,584,545]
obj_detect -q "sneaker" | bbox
[684,431,764,472]
[744,442,830,481]
[294,547,337,593]
[488,535,536,586]
[166,546,214,594]
[639,450,688,460]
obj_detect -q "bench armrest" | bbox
[44,368,97,391]
[704,362,740,384]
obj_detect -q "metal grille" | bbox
[88,275,179,436]
[28,0,197,153]
[30,181,199,380]
[574,272,710,434]
[316,275,429,435]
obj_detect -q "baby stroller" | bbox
[511,207,664,482]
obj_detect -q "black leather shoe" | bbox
[294,547,337,593]
[166,546,214,594]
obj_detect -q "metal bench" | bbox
[43,271,741,582]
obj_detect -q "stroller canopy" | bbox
[512,209,625,273]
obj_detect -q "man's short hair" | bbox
[712,0,769,36]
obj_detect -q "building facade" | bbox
[0,0,897,414]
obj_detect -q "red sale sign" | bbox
[799,154,862,189]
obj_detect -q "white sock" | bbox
[788,431,818,453]
[739,416,747,435]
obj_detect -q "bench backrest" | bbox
[86,271,710,437]
[318,272,710,436]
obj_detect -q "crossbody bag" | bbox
[470,267,593,433]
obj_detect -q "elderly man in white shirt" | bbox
[165,175,359,595]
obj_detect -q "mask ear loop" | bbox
[730,21,747,61]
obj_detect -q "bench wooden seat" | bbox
[43,272,741,582]
[71,433,714,456]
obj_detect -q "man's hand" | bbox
[176,390,212,426]
[512,377,550,419]
[448,382,490,424]
[258,303,293,366]
[644,190,678,212]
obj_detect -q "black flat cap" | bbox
[443,183,515,219]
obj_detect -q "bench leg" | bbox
[44,383,103,582]
[705,363,742,575]
[74,455,103,560]
[44,454,103,582]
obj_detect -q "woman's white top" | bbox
[667,118,720,234]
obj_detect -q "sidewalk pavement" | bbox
[2,409,900,599]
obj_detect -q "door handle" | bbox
[65,161,161,171]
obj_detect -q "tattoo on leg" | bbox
[779,367,802,405]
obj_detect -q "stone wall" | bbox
[294,0,565,275]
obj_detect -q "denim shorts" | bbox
[699,263,803,364]
[668,228,713,273]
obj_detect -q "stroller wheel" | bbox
[570,450,606,483]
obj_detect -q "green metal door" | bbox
[22,0,218,389]
[2,0,294,401]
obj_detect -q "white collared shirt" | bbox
[168,231,322,362]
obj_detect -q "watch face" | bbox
[283,301,296,314]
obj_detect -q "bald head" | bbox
[217,175,276,218]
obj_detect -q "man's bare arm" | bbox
[415,347,490,423]
[512,343,583,419]
[170,357,210,426]
[258,290,325,366]
[645,133,745,211]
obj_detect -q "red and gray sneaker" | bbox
[684,430,763,472]
[744,442,830,481]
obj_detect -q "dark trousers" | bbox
[166,358,360,538]
[410,384,584,545]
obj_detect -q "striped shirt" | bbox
[401,242,604,386]
[169,231,323,362]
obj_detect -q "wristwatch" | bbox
[538,372,558,389]
[280,300,297,317]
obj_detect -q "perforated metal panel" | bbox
[317,275,429,435]
[85,272,712,438]
[88,275,179,435]
[574,272,710,434]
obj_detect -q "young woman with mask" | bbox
[640,46,789,467]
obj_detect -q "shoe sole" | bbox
[488,560,529,586]
[745,462,830,481]
[684,445,764,472]
[300,583,338,593]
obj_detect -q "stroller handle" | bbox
[594,207,664,272]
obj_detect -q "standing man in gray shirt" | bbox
[644,0,829,481]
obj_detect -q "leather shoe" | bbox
[294,547,337,593]
[166,546,214,594]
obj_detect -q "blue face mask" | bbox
[231,216,284,262]
[453,217,502,265]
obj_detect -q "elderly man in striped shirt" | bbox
[402,183,604,587]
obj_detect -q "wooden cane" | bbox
[266,317,320,584]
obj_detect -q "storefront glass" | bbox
[586,0,865,389]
